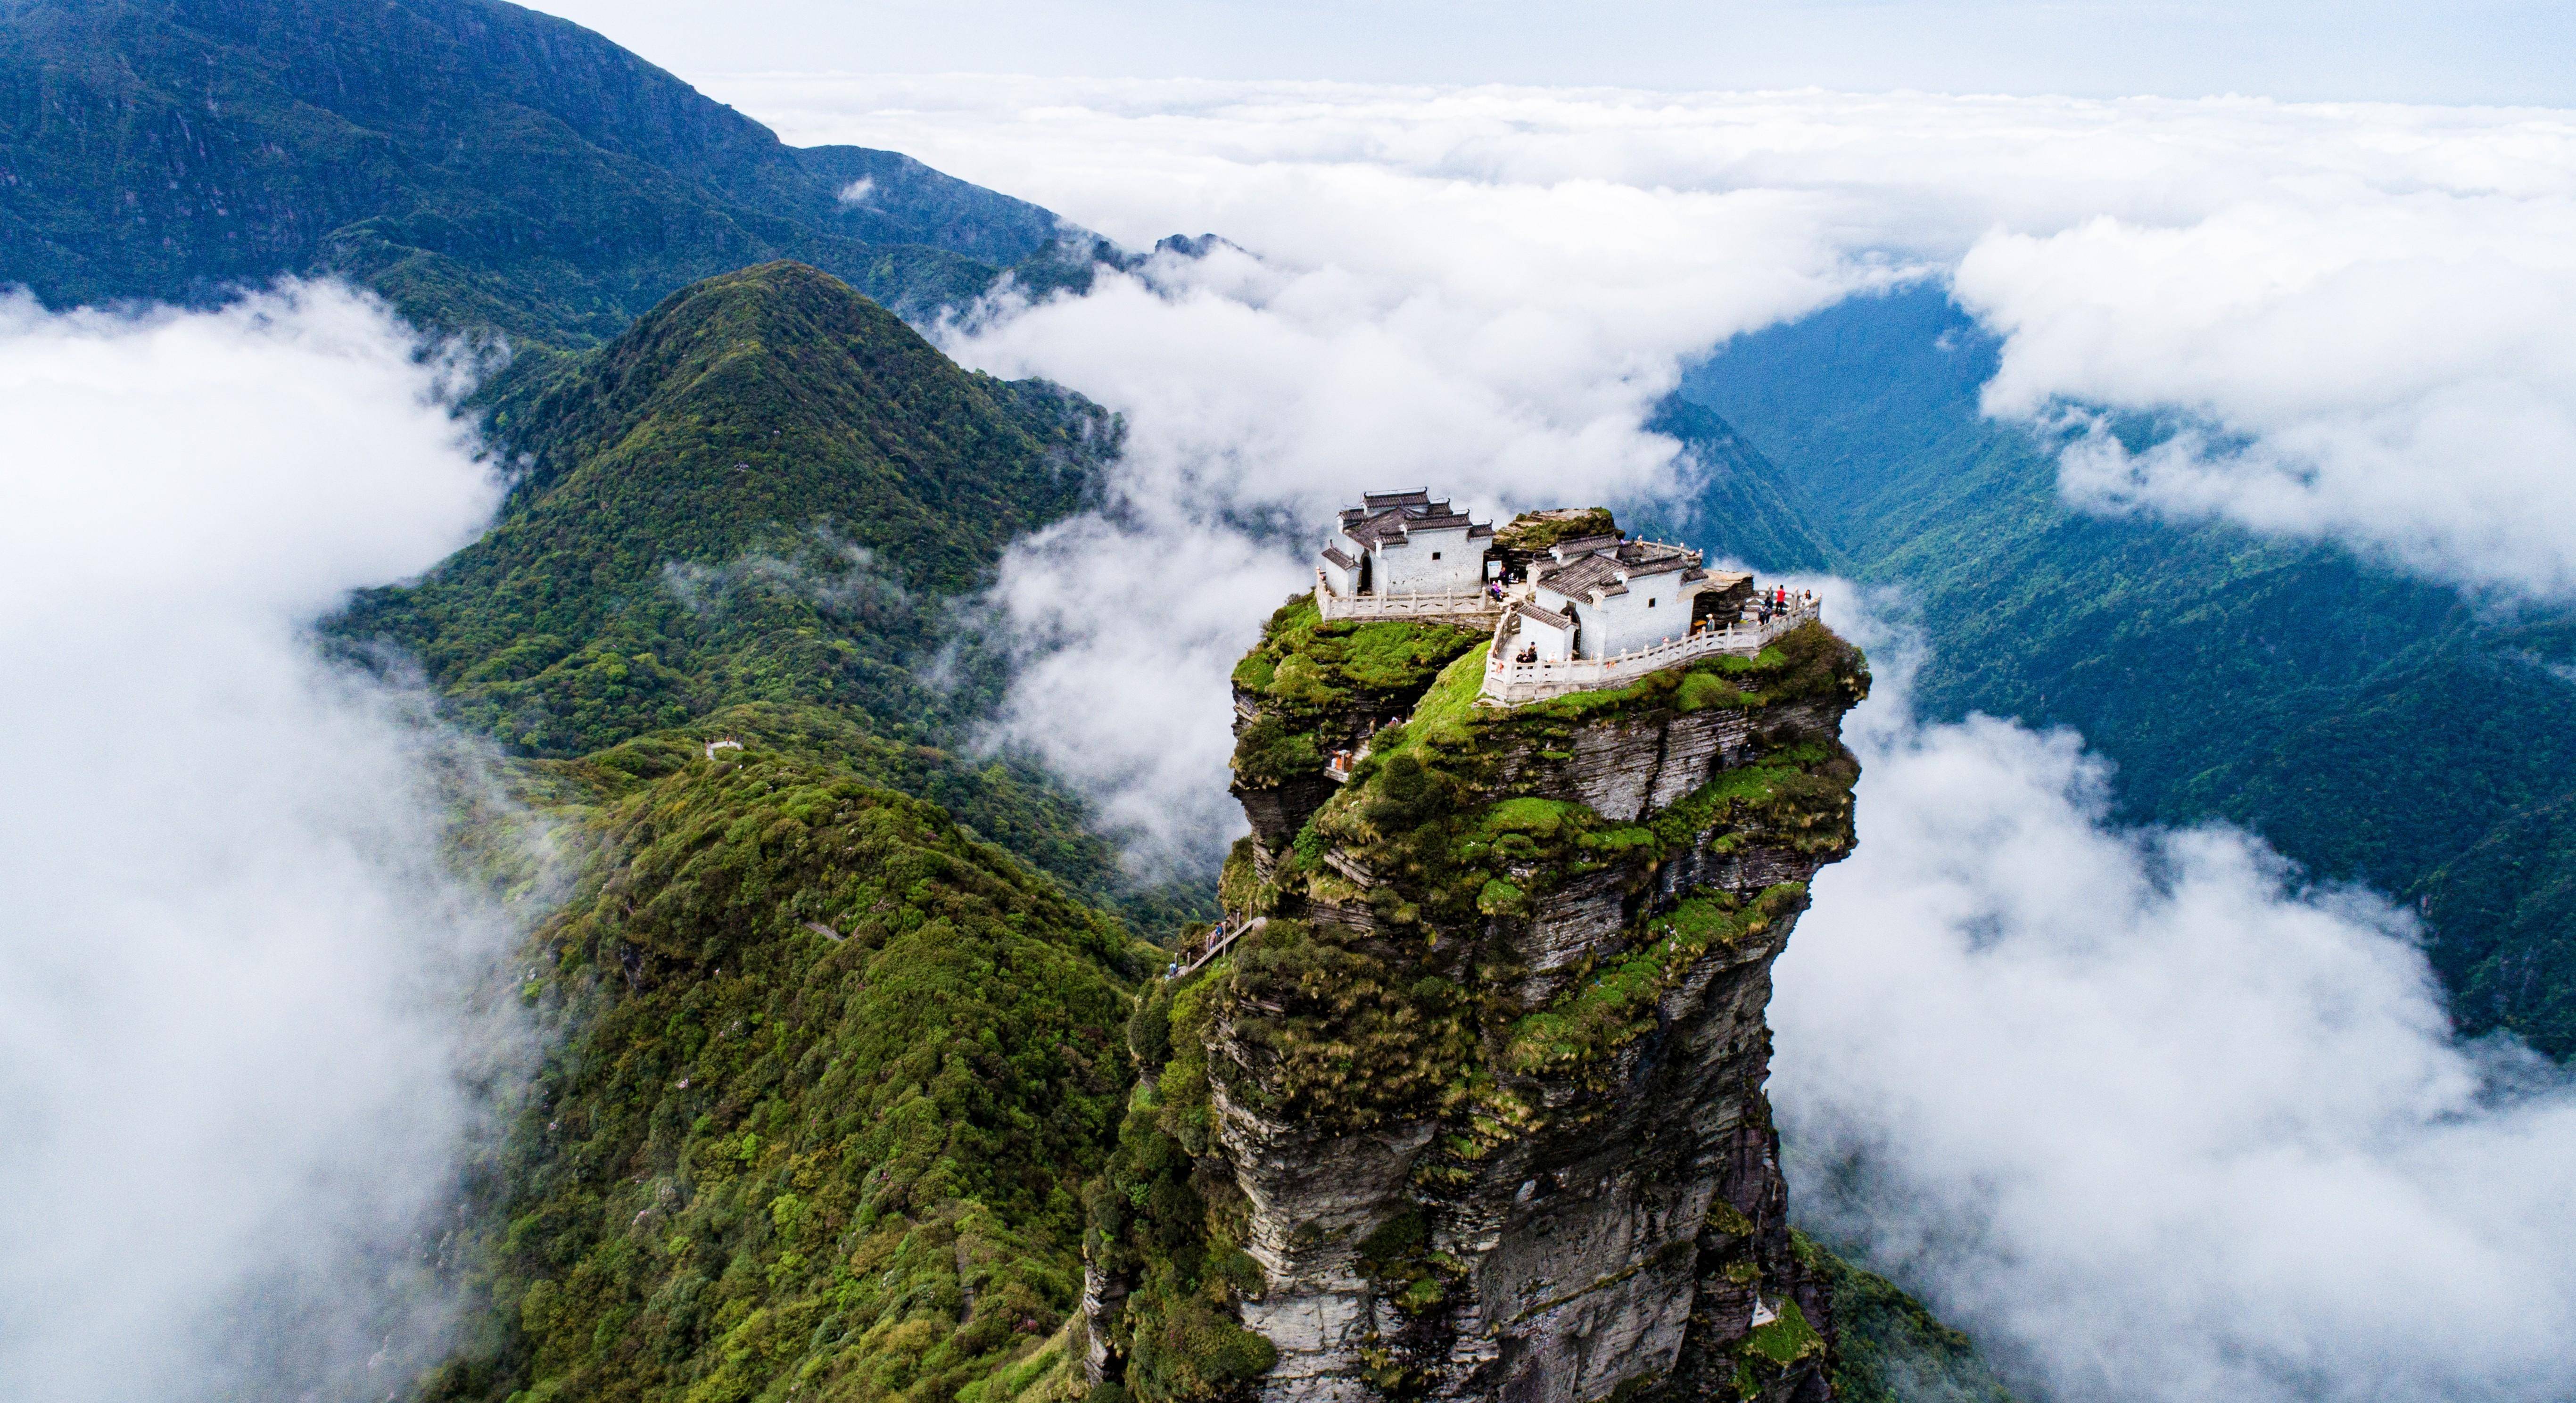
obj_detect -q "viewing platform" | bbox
[1480,595,1821,704]
[1313,566,1507,625]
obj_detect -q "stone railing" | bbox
[1480,598,1821,704]
[1315,567,1504,623]
[1168,916,1267,980]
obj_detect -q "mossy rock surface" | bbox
[1228,596,1488,791]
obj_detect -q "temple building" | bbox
[1317,490,1496,599]
[1520,535,1752,660]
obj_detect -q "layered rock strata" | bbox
[1086,586,1867,1403]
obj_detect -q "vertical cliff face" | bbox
[1086,591,1868,1403]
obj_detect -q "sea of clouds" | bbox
[0,286,524,1403]
[720,77,2576,1402]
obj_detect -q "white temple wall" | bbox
[1524,617,1575,661]
[1370,527,1482,594]
[1573,584,1692,658]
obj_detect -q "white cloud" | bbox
[706,77,2576,863]
[1773,600,2576,1403]
[0,284,527,1402]
[1959,192,2576,597]
[977,508,1301,867]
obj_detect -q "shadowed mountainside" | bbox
[1684,284,2576,1056]
[1630,394,1833,574]
[0,0,1085,343]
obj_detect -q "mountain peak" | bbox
[337,260,1106,757]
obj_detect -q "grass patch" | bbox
[1227,599,1486,790]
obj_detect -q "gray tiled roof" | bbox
[1343,511,1410,549]
[1536,553,1627,599]
[1534,536,1710,602]
[1339,492,1486,551]
[1362,489,1433,511]
[1614,548,1696,581]
[1321,545,1357,569]
[1547,534,1623,559]
[1517,600,1574,631]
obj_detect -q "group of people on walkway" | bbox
[1753,584,1815,625]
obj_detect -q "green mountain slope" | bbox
[1629,394,1833,572]
[426,738,1147,1403]
[0,0,1077,342]
[331,260,1154,904]
[1682,285,2576,1055]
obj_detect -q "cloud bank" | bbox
[946,213,1880,862]
[1775,606,2576,1403]
[0,285,523,1403]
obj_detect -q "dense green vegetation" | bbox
[341,261,1098,755]
[1799,1236,2019,1403]
[0,0,1086,344]
[423,738,1149,1403]
[1684,284,2576,1056]
[1082,970,1278,1403]
[325,261,1187,918]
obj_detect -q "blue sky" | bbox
[527,0,2576,106]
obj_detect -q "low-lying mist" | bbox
[0,286,528,1402]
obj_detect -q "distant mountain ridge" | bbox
[0,0,1085,343]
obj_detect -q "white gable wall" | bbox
[1319,548,1361,596]
[1371,523,1483,594]
[1519,612,1575,661]
[1572,578,1694,658]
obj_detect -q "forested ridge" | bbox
[358,263,1177,1403]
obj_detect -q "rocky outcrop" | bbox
[1088,591,1866,1403]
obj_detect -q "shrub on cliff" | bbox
[1086,971,1275,1403]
